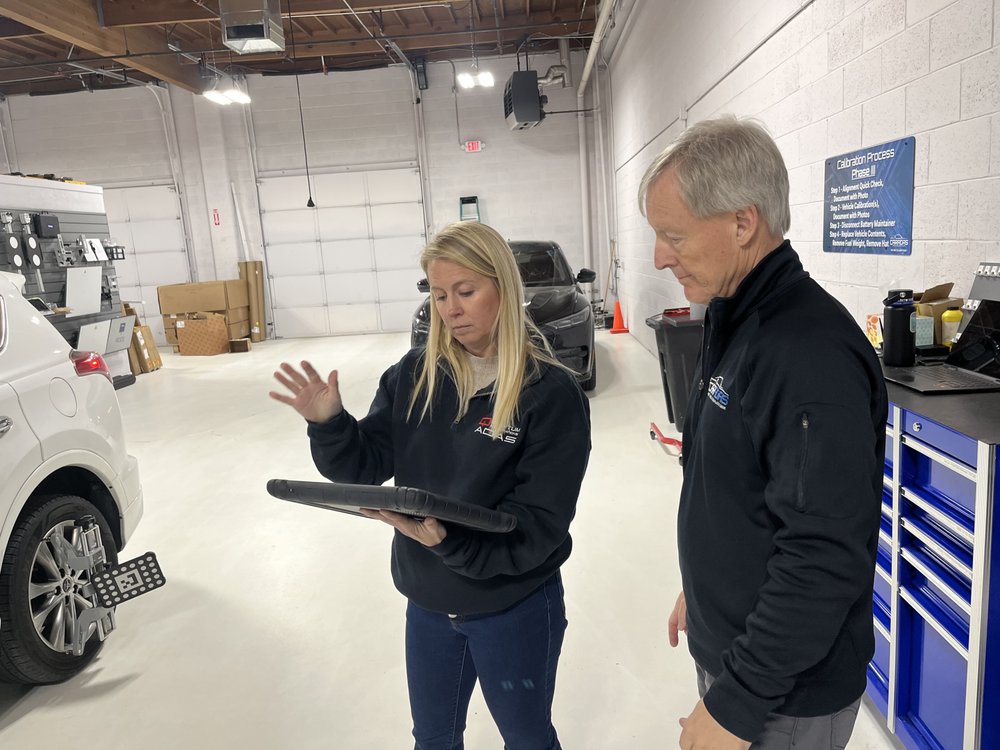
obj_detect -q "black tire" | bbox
[0,495,118,684]
[581,362,597,391]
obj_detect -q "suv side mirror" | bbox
[576,268,597,284]
[417,278,430,293]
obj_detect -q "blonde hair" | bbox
[638,115,791,235]
[408,221,560,437]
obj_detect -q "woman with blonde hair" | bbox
[270,220,591,750]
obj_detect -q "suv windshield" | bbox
[510,242,574,287]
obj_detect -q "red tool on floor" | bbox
[650,422,682,457]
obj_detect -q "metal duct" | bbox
[219,0,286,54]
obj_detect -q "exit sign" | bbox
[464,140,484,153]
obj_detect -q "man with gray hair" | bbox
[640,116,887,749]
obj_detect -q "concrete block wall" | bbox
[421,53,589,271]
[607,0,1000,357]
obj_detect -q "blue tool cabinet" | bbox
[870,384,1000,750]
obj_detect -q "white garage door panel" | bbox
[102,191,128,220]
[271,275,325,307]
[125,186,180,221]
[367,169,421,204]
[112,255,140,287]
[373,236,423,270]
[321,239,373,272]
[117,285,140,307]
[328,304,379,334]
[129,220,183,253]
[273,307,329,338]
[259,168,425,339]
[316,206,369,241]
[313,172,366,207]
[262,209,316,245]
[371,204,424,238]
[258,177,312,211]
[266,242,321,276]
[135,252,189,286]
[138,285,163,316]
[379,301,421,332]
[107,221,130,243]
[144,316,166,346]
[325,272,377,305]
[377,269,423,301]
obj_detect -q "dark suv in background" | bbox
[410,240,597,390]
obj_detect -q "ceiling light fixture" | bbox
[222,77,252,103]
[202,79,233,105]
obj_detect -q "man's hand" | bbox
[669,591,687,647]
[360,509,447,547]
[679,700,751,750]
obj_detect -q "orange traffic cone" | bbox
[609,300,629,334]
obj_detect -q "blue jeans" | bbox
[405,574,567,750]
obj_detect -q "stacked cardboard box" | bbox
[158,280,251,348]
[130,325,162,373]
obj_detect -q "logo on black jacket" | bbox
[707,376,730,410]
[475,417,521,444]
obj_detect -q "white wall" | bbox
[607,0,1000,356]
[0,54,593,342]
[422,54,588,270]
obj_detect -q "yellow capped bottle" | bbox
[941,306,963,348]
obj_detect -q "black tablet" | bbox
[266,479,518,533]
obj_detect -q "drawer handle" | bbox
[900,486,975,545]
[899,586,969,660]
[900,518,973,581]
[899,434,976,481]
[900,548,971,615]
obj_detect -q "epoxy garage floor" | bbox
[0,332,900,749]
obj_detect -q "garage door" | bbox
[260,168,426,338]
[104,185,190,345]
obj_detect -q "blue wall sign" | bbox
[823,136,915,255]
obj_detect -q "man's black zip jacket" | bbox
[680,241,887,741]
[307,348,591,615]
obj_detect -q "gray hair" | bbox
[637,115,790,236]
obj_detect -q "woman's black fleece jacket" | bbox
[680,241,888,741]
[307,349,591,615]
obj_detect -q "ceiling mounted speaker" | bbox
[219,0,285,54]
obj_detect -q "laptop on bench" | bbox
[883,300,1000,394]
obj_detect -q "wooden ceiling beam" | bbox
[0,18,43,38]
[0,0,205,91]
[101,0,459,26]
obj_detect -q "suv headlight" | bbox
[547,305,591,331]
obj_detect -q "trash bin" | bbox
[645,310,704,433]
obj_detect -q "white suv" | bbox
[0,271,143,684]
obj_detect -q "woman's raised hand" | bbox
[269,361,343,424]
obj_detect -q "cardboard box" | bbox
[157,280,250,315]
[163,308,249,344]
[127,343,142,375]
[131,326,162,373]
[229,338,252,353]
[239,260,266,343]
[177,313,230,356]
[915,283,964,345]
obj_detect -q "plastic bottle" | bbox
[941,306,963,348]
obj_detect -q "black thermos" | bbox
[883,289,916,367]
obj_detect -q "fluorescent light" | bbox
[457,72,476,89]
[477,71,495,88]
[223,86,251,104]
[202,89,232,105]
